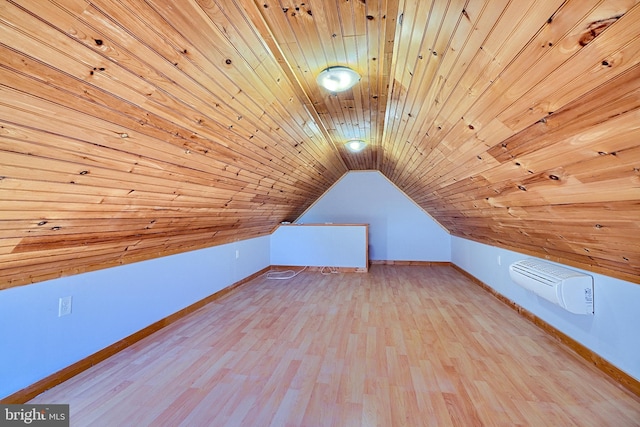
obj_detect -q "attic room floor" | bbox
[30,265,639,426]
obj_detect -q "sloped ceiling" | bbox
[1,0,639,288]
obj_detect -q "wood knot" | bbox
[579,17,620,46]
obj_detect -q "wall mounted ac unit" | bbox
[509,259,594,315]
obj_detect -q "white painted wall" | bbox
[271,224,368,268]
[296,171,451,261]
[451,236,640,381]
[0,236,270,399]
[6,172,636,400]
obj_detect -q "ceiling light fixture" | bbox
[345,139,367,153]
[316,66,360,92]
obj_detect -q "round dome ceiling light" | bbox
[316,66,361,92]
[345,139,367,153]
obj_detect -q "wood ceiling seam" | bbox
[359,0,376,168]
[2,178,316,210]
[139,0,330,155]
[414,140,635,203]
[195,1,348,172]
[0,63,330,192]
[326,0,366,166]
[383,0,434,160]
[346,0,369,156]
[390,3,555,182]
[0,130,277,194]
[456,1,632,144]
[0,132,320,199]
[390,0,496,174]
[378,1,405,173]
[410,71,640,195]
[245,0,349,171]
[435,0,570,127]
[60,0,348,181]
[389,0,562,186]
[422,105,640,199]
[0,216,281,233]
[491,64,640,157]
[0,54,250,173]
[496,10,640,132]
[0,185,314,212]
[263,0,342,129]
[387,0,465,169]
[0,71,306,186]
[396,35,632,194]
[0,108,304,199]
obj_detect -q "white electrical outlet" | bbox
[497,255,501,266]
[235,249,240,259]
[58,296,72,317]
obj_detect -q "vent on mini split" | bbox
[509,259,594,315]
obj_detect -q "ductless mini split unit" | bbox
[509,259,594,315]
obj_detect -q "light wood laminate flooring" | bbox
[30,265,640,426]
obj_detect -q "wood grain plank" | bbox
[19,265,640,424]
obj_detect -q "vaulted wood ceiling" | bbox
[1,0,639,288]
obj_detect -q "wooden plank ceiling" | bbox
[1,0,639,288]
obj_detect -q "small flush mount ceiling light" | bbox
[345,139,367,153]
[316,66,360,92]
